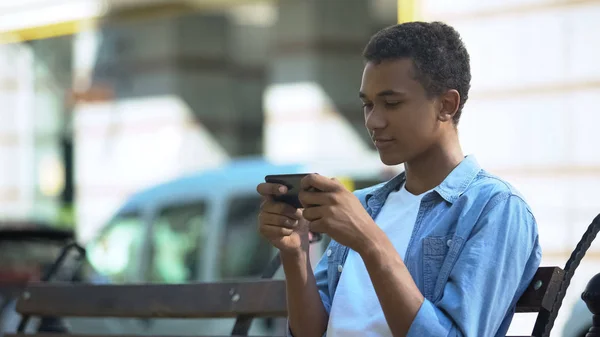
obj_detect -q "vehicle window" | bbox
[86,215,144,283]
[220,196,273,280]
[150,202,208,283]
[0,240,66,282]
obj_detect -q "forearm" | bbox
[359,230,424,337]
[281,250,328,337]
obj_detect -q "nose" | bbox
[365,105,387,132]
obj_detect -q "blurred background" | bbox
[0,0,598,336]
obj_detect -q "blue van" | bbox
[3,158,387,335]
[73,158,328,336]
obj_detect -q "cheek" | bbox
[389,105,438,141]
[406,102,439,131]
[389,105,421,131]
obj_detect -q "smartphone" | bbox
[264,173,323,243]
[264,173,310,209]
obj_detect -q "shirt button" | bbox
[447,239,453,247]
[337,265,343,273]
[326,250,332,257]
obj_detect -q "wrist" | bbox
[280,247,308,263]
[280,248,310,280]
[356,226,389,262]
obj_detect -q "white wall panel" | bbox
[449,11,567,93]
[423,0,558,21]
[422,2,600,335]
[566,5,600,81]
[569,90,600,165]
[460,93,569,168]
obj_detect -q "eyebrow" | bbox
[359,90,407,99]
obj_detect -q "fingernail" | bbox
[278,185,287,193]
[285,220,296,227]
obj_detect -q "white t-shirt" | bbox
[326,184,429,337]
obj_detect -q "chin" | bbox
[378,152,405,166]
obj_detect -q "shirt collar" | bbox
[366,155,482,204]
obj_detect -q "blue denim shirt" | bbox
[298,155,542,337]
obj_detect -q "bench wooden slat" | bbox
[515,266,564,313]
[6,335,284,337]
[16,267,565,317]
[12,266,565,337]
[4,335,533,337]
[0,283,26,299]
[15,280,288,318]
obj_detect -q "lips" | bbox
[373,138,395,149]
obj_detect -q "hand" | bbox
[257,182,310,255]
[299,174,381,254]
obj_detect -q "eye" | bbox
[362,102,373,110]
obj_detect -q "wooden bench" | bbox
[5,266,564,337]
[13,212,600,337]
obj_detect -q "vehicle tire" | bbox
[578,326,591,337]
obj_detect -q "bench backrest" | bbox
[516,266,563,313]
[15,279,287,319]
[8,266,564,337]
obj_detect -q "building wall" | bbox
[0,41,66,224]
[421,1,600,335]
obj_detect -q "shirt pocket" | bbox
[422,234,460,300]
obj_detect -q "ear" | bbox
[437,89,460,123]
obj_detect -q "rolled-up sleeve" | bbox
[407,193,542,337]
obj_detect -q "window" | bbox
[149,202,208,283]
[86,215,144,283]
[0,238,68,282]
[219,196,273,280]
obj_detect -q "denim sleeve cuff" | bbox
[407,298,452,337]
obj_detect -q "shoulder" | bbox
[467,170,534,216]
[465,171,542,262]
[462,170,538,242]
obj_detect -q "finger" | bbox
[259,223,294,238]
[262,201,300,218]
[257,182,288,196]
[259,212,299,229]
[302,206,328,222]
[294,208,303,219]
[299,190,336,207]
[300,173,321,191]
[330,177,346,189]
[309,219,327,233]
[260,195,273,209]
[300,174,341,193]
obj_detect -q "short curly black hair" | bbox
[363,21,471,124]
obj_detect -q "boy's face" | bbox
[359,58,447,166]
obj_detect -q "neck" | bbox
[403,131,464,195]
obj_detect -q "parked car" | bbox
[0,224,76,335]
[74,157,389,335]
[68,158,330,335]
[3,158,390,336]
